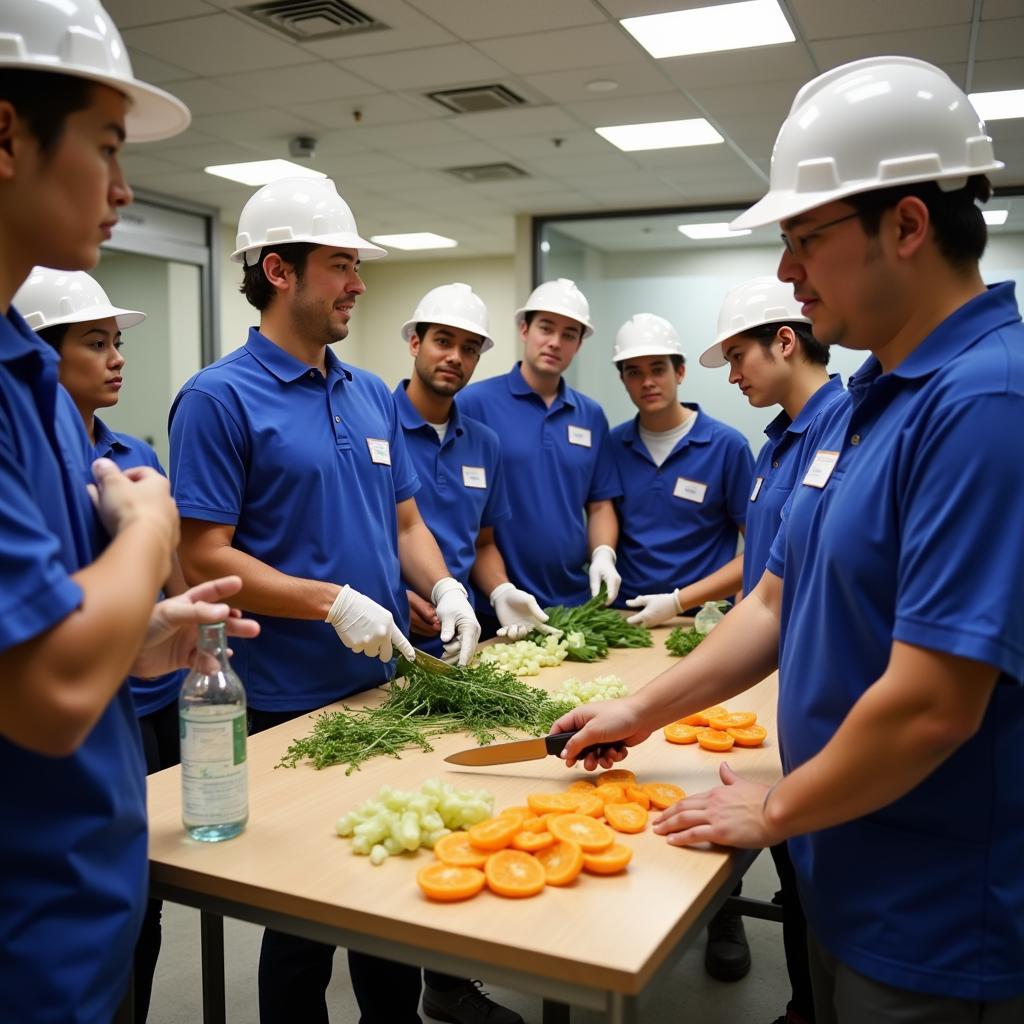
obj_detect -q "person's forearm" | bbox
[398,522,450,597]
[587,500,618,553]
[470,537,508,596]
[164,551,189,598]
[675,553,744,609]
[1,519,172,756]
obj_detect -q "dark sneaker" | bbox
[422,980,524,1024]
[704,910,751,981]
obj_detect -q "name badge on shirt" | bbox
[673,477,708,504]
[750,476,764,502]
[567,425,592,447]
[802,450,839,489]
[462,465,487,489]
[366,438,392,466]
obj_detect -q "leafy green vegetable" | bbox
[277,657,574,773]
[528,587,652,661]
[665,626,705,657]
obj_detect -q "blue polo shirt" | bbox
[741,375,846,595]
[169,328,419,711]
[767,283,1024,1000]
[0,309,148,1024]
[610,404,753,605]
[458,363,621,606]
[94,418,186,718]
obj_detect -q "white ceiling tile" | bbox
[312,153,412,177]
[131,168,239,197]
[406,141,515,169]
[161,141,276,169]
[158,78,257,117]
[974,18,1024,61]
[339,44,510,91]
[106,0,216,28]
[969,57,1024,92]
[298,0,456,58]
[141,127,223,155]
[476,25,642,75]
[329,120,473,150]
[524,62,671,104]
[789,0,973,39]
[520,152,639,178]
[810,24,971,70]
[211,64,378,105]
[356,169,455,192]
[660,43,818,90]
[689,79,805,116]
[125,49,195,85]
[119,152,188,179]
[489,131,614,158]
[982,0,1024,18]
[123,15,311,76]
[566,92,700,127]
[406,0,606,39]
[628,145,760,170]
[599,1,726,17]
[190,108,323,142]
[300,93,432,130]
[455,106,585,140]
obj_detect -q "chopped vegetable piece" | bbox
[534,840,585,886]
[417,862,486,902]
[663,723,703,744]
[643,782,686,810]
[547,813,615,852]
[727,724,768,747]
[604,802,648,834]
[527,792,580,815]
[697,729,735,752]
[551,675,628,705]
[625,785,651,810]
[597,768,636,785]
[511,830,556,853]
[706,711,757,731]
[528,588,652,662]
[485,850,547,898]
[433,832,490,869]
[665,626,705,657]
[475,635,569,676]
[679,706,726,727]
[582,843,633,875]
[467,816,520,851]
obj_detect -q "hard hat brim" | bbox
[23,303,146,332]
[698,342,727,369]
[612,343,684,364]
[231,233,388,265]
[513,307,593,340]
[400,317,494,353]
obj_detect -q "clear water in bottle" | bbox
[179,622,249,842]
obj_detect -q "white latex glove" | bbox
[432,577,481,666]
[326,585,416,663]
[588,545,621,605]
[624,590,682,627]
[490,582,560,641]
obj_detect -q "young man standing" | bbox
[556,57,1024,1024]
[458,278,622,611]
[611,313,753,614]
[169,177,481,1024]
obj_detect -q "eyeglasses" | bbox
[780,212,860,256]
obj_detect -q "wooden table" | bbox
[147,624,781,1023]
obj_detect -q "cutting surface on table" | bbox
[148,624,781,995]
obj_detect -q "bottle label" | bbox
[181,712,248,825]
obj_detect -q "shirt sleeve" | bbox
[386,392,420,503]
[893,393,1024,681]
[765,492,793,579]
[168,388,249,526]
[587,410,624,503]
[481,442,511,527]
[725,434,755,527]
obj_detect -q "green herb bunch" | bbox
[529,587,653,661]
[665,626,705,657]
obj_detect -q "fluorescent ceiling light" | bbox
[596,118,723,152]
[369,232,458,251]
[622,0,794,59]
[678,222,752,240]
[983,209,1009,226]
[969,88,1024,121]
[204,159,326,185]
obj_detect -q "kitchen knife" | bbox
[397,649,454,676]
[445,731,624,766]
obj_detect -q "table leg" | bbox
[200,911,226,1024]
[542,998,571,1024]
[606,992,638,1024]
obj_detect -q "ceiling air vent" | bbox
[427,84,527,115]
[445,163,530,184]
[239,0,387,42]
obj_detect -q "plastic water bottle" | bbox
[694,600,729,635]
[179,622,248,842]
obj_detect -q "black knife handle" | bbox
[544,731,626,760]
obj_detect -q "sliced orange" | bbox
[582,842,633,875]
[597,768,636,785]
[417,862,485,902]
[697,728,735,752]
[706,711,757,731]
[567,791,605,818]
[625,785,651,810]
[604,801,648,834]
[547,813,615,851]
[663,723,703,745]
[526,792,579,816]
[485,850,546,898]
[518,814,549,834]
[433,831,490,868]
[727,724,767,748]
[566,779,596,792]
[594,782,629,803]
[511,829,556,853]
[679,706,727,727]
[643,782,686,810]
[496,806,533,825]
[534,839,584,886]
[467,816,520,851]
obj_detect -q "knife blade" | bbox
[445,731,623,767]
[397,649,454,676]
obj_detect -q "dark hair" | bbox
[414,322,430,341]
[239,242,316,310]
[617,353,685,377]
[845,175,991,270]
[0,70,96,154]
[522,309,585,338]
[37,323,70,352]
[741,321,830,367]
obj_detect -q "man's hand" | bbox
[549,696,652,770]
[90,458,179,551]
[326,585,416,662]
[625,591,681,627]
[131,575,260,678]
[490,582,559,641]
[407,590,440,636]
[432,578,481,666]
[652,762,780,849]
[588,545,621,605]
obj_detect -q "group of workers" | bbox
[0,2,1021,1024]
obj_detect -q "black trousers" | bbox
[771,840,815,1022]
[249,708,465,1024]
[133,699,182,1023]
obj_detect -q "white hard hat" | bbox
[732,56,1003,231]
[401,283,493,353]
[612,313,683,364]
[514,278,593,339]
[0,0,190,142]
[15,266,145,332]
[699,277,809,368]
[231,177,387,266]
